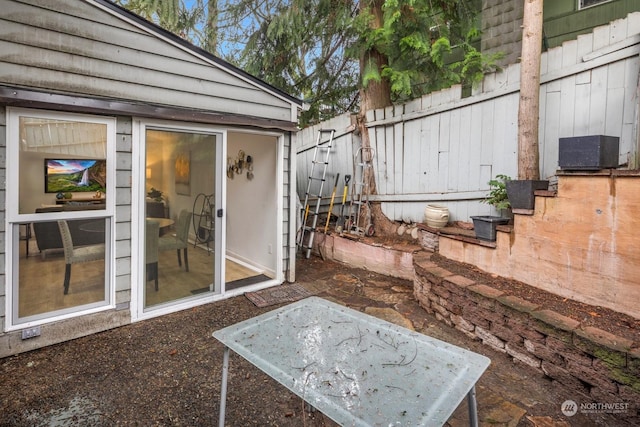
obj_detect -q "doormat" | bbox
[245,283,314,308]
[227,274,271,291]
[190,275,271,295]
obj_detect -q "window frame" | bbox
[5,108,117,330]
[578,0,612,10]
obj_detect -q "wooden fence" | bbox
[297,12,640,224]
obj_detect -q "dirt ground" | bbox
[361,231,640,345]
[0,250,637,426]
[428,253,640,345]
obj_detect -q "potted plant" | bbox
[471,175,511,241]
[147,187,164,202]
[483,174,511,214]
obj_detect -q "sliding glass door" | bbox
[141,126,223,311]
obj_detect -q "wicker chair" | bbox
[158,210,192,272]
[146,220,159,291]
[58,220,105,295]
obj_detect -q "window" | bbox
[6,109,115,327]
[579,0,611,9]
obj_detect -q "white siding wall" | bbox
[0,0,293,121]
[297,12,640,224]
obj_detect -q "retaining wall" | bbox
[413,252,639,417]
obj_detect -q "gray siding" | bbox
[0,0,293,121]
[481,0,524,67]
[0,107,5,333]
[482,0,640,69]
[114,116,132,308]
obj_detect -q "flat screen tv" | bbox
[44,159,106,194]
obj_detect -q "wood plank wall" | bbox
[297,12,640,226]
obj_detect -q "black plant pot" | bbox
[505,180,548,211]
[471,216,510,241]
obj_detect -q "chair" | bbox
[146,220,160,291]
[58,220,106,295]
[158,210,192,272]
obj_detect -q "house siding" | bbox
[0,0,294,122]
[114,116,133,308]
[0,107,5,333]
[482,0,640,68]
[544,0,640,48]
[282,133,290,277]
[481,0,525,67]
[0,0,301,357]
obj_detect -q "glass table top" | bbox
[213,296,490,426]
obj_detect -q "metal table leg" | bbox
[218,347,230,427]
[467,386,479,427]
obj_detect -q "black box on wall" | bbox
[558,135,619,170]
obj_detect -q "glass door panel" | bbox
[143,129,218,309]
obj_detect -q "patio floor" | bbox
[0,254,635,426]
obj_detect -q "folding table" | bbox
[213,296,490,426]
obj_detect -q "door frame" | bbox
[131,119,226,322]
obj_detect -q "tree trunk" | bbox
[205,0,218,54]
[517,0,543,180]
[357,0,395,236]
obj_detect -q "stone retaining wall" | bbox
[413,252,639,417]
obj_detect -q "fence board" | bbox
[296,13,640,224]
[542,91,561,178]
[426,116,440,193]
[589,66,609,135]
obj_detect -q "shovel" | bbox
[335,174,351,233]
[324,173,340,233]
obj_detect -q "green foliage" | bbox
[116,0,202,41]
[147,187,164,202]
[354,0,502,103]
[117,0,503,126]
[482,174,511,210]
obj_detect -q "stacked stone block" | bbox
[413,253,639,418]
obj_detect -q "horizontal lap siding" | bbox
[0,0,292,121]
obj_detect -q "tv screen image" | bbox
[45,159,106,193]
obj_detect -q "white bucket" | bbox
[424,204,449,229]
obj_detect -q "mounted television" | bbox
[44,159,106,194]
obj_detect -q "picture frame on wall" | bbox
[175,151,191,195]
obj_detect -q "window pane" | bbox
[144,129,217,309]
[16,219,107,321]
[19,117,107,214]
[580,0,610,9]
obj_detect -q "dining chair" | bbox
[146,220,159,291]
[58,220,106,295]
[158,210,192,272]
